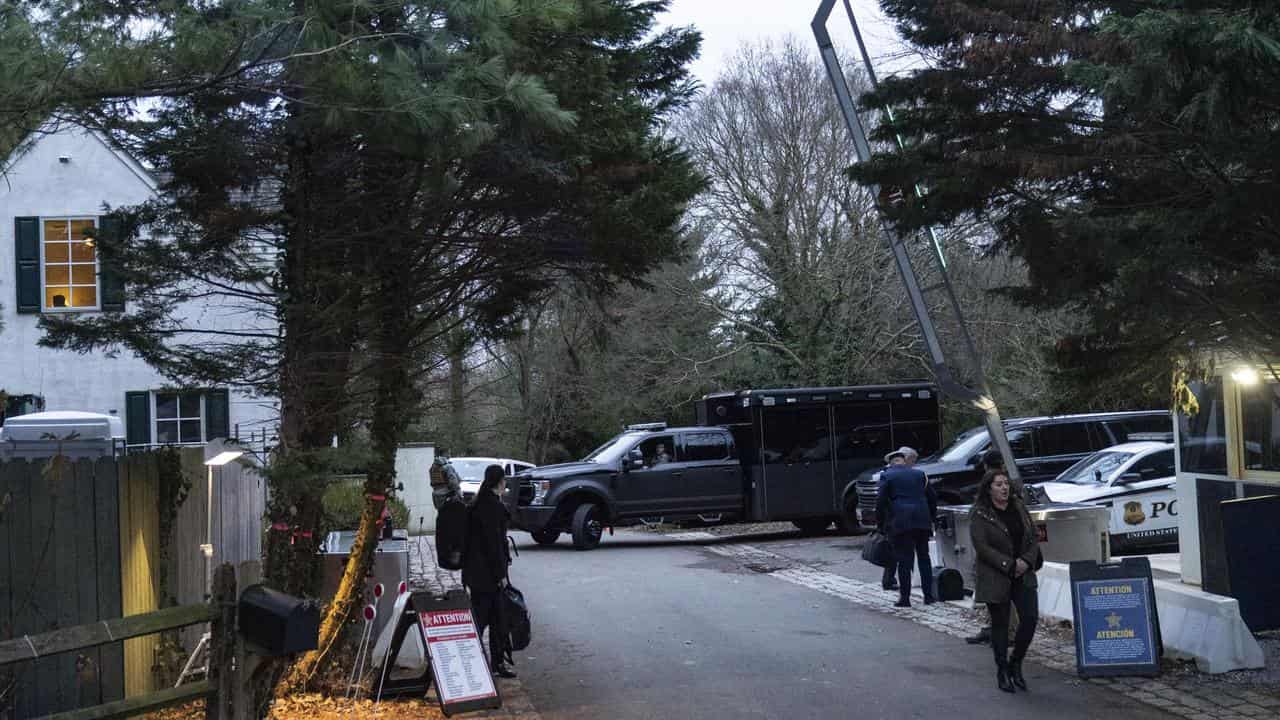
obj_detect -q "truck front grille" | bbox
[856,477,880,517]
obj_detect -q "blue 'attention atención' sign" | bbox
[1069,559,1162,677]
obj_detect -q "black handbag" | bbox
[861,531,895,568]
[502,583,531,652]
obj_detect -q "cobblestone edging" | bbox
[407,537,543,719]
[670,531,1280,720]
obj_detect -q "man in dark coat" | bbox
[876,446,938,607]
[875,448,921,591]
[463,464,517,678]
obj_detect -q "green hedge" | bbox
[322,480,410,531]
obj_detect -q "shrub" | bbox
[322,480,410,531]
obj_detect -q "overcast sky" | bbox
[659,0,912,90]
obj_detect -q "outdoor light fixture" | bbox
[178,440,247,688]
[205,450,244,467]
[1231,367,1260,386]
[202,443,245,597]
[82,228,96,248]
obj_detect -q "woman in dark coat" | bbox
[970,468,1041,692]
[463,464,517,678]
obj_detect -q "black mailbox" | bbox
[238,585,321,655]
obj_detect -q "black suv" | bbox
[854,410,1171,524]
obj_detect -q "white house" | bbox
[0,123,278,448]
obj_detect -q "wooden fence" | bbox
[125,453,264,661]
[0,564,237,720]
[0,451,264,718]
[0,456,124,717]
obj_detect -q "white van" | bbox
[1033,441,1178,554]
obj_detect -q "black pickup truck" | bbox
[503,383,942,549]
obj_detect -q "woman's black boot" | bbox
[1009,656,1027,691]
[996,660,1016,693]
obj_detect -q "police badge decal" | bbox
[1123,501,1146,526]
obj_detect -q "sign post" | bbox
[1069,557,1163,677]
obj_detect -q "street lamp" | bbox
[203,442,244,599]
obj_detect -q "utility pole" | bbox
[811,0,1025,488]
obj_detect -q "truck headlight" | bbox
[531,480,551,505]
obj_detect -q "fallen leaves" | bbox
[135,694,447,720]
[268,693,444,719]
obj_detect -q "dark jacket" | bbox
[969,499,1040,604]
[875,464,937,536]
[462,489,510,593]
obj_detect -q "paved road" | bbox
[507,529,1171,720]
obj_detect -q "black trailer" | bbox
[696,383,941,530]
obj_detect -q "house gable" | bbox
[0,123,158,217]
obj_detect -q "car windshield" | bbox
[932,427,989,463]
[449,460,492,483]
[1055,451,1135,485]
[583,432,644,463]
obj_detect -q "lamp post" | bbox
[203,445,244,599]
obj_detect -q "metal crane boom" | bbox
[811,0,1024,487]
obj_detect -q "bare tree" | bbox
[674,36,1075,418]
[673,37,923,385]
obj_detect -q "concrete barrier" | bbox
[1037,561,1265,674]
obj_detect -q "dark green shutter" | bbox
[205,389,230,441]
[14,217,40,313]
[98,215,125,312]
[125,391,151,446]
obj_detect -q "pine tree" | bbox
[25,0,702,690]
[849,0,1280,401]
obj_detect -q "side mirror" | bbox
[396,482,404,492]
[624,448,644,470]
[1119,472,1142,485]
[967,453,982,466]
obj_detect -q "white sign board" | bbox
[420,608,500,712]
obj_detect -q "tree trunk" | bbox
[447,327,469,455]
[279,159,419,693]
[264,129,362,595]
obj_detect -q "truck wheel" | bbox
[571,503,604,550]
[837,494,865,535]
[531,529,560,546]
[792,518,831,535]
